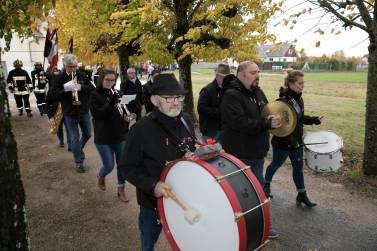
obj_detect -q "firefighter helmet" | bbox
[13,59,23,67]
[34,61,42,67]
[78,62,85,68]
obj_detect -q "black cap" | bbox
[149,74,188,95]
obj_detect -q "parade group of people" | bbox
[7,56,322,251]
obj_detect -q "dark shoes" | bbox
[59,141,65,148]
[18,109,23,116]
[26,111,33,117]
[76,163,85,173]
[68,147,72,152]
[269,228,278,239]
[264,183,273,199]
[38,107,44,116]
[296,191,317,207]
[81,150,85,160]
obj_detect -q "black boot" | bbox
[264,183,273,199]
[18,109,23,116]
[38,106,44,116]
[296,191,317,207]
[26,110,33,117]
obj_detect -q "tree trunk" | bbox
[178,55,196,121]
[363,39,377,176]
[0,48,30,250]
[117,44,130,82]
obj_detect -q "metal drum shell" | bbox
[303,130,344,173]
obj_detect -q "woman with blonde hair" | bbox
[264,68,323,207]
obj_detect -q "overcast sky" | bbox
[268,1,369,57]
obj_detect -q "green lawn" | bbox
[165,69,367,156]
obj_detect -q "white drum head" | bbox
[304,131,343,153]
[163,161,239,251]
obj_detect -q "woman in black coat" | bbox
[88,67,129,202]
[264,69,322,207]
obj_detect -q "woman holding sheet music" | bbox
[88,67,129,202]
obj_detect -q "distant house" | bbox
[227,43,267,68]
[260,43,297,62]
[361,54,369,64]
[0,19,64,78]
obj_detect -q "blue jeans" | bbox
[202,130,222,144]
[139,206,162,251]
[238,158,265,188]
[57,117,71,147]
[64,112,92,164]
[96,140,126,186]
[265,146,305,192]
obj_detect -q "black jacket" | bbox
[31,69,49,92]
[120,77,143,111]
[88,87,128,145]
[198,79,223,138]
[51,71,95,116]
[271,87,321,151]
[220,78,272,160]
[117,108,196,210]
[7,69,33,94]
[79,69,93,81]
[141,80,154,114]
[45,89,59,119]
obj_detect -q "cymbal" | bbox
[261,101,297,137]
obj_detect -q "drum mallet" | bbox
[164,188,201,225]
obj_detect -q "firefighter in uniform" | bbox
[31,61,49,116]
[7,59,34,117]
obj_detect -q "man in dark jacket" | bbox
[141,69,160,114]
[118,74,196,251]
[52,54,95,173]
[78,62,93,82]
[31,61,49,116]
[7,59,34,117]
[197,63,233,143]
[220,61,281,238]
[120,68,143,120]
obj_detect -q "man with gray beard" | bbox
[120,67,143,120]
[118,74,196,251]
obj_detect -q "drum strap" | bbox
[146,112,191,153]
[283,97,302,120]
[180,117,201,145]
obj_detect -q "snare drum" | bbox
[158,153,270,251]
[303,130,343,173]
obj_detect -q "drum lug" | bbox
[218,159,226,167]
[329,153,333,159]
[234,212,244,222]
[157,219,163,225]
[215,176,224,183]
[314,153,317,159]
[165,160,172,166]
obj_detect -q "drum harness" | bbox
[281,96,303,120]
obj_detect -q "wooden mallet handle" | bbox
[164,188,187,211]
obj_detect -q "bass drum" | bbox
[303,130,343,173]
[158,153,270,251]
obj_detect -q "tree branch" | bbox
[188,0,204,23]
[355,0,374,29]
[309,0,368,32]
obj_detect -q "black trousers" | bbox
[14,94,31,110]
[35,92,46,107]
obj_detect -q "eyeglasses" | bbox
[161,95,185,103]
[104,79,116,83]
[65,65,77,69]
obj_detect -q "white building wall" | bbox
[1,31,64,77]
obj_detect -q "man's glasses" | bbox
[161,95,185,103]
[65,65,77,69]
[104,79,116,83]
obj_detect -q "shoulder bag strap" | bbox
[146,112,191,153]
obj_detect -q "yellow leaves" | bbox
[283,40,288,46]
[273,42,282,52]
[110,12,126,20]
[284,20,289,26]
[331,28,335,34]
[315,41,321,48]
[292,20,297,24]
[1,3,8,12]
[175,36,184,43]
[314,28,324,35]
[290,45,296,53]
[360,18,364,22]
[19,13,26,22]
[290,26,294,29]
[299,48,305,54]
[335,31,341,35]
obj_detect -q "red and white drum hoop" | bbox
[158,153,270,251]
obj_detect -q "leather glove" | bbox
[109,92,120,107]
[128,100,137,110]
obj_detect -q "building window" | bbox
[283,58,287,62]
[269,58,273,61]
